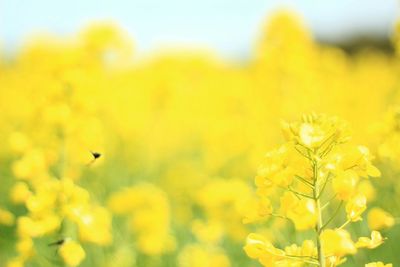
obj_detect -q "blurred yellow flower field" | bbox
[0,10,399,267]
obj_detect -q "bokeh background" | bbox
[1,1,400,267]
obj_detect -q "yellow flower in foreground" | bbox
[368,208,395,230]
[320,229,356,257]
[365,262,393,267]
[59,240,86,267]
[283,113,350,149]
[356,231,385,249]
[281,192,316,230]
[332,170,358,201]
[244,233,285,266]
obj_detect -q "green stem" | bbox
[313,160,326,267]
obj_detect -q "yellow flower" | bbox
[345,194,367,222]
[356,231,385,249]
[283,113,350,149]
[191,220,224,244]
[9,131,31,154]
[256,145,296,189]
[73,206,112,245]
[17,214,60,238]
[286,198,317,230]
[178,244,230,267]
[340,146,381,178]
[356,180,376,202]
[242,196,272,224]
[108,184,174,255]
[367,208,395,230]
[16,237,34,259]
[332,170,358,200]
[6,257,25,267]
[0,208,15,226]
[299,122,326,148]
[11,149,48,180]
[59,240,86,267]
[300,240,316,257]
[365,262,393,267]
[244,233,285,266]
[321,229,357,257]
[17,216,42,238]
[10,182,32,204]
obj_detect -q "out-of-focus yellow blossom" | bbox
[9,132,31,154]
[17,214,61,238]
[0,208,15,226]
[73,205,112,245]
[6,258,25,267]
[10,182,32,204]
[16,237,34,259]
[365,262,393,267]
[375,107,400,163]
[346,194,367,222]
[12,173,111,264]
[356,231,385,249]
[368,208,395,230]
[12,149,49,180]
[178,244,230,267]
[242,196,273,224]
[108,184,175,255]
[356,180,376,202]
[191,220,224,244]
[59,239,86,267]
[195,178,252,241]
[105,246,136,267]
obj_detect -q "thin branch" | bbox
[321,194,338,211]
[294,146,312,160]
[320,201,343,232]
[288,186,314,199]
[338,219,351,230]
[317,173,332,199]
[294,175,314,188]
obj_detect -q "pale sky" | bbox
[1,0,398,57]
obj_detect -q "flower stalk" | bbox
[312,159,326,267]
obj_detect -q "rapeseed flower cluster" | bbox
[244,114,390,266]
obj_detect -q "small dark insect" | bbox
[48,239,65,247]
[87,151,102,166]
[92,151,101,159]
